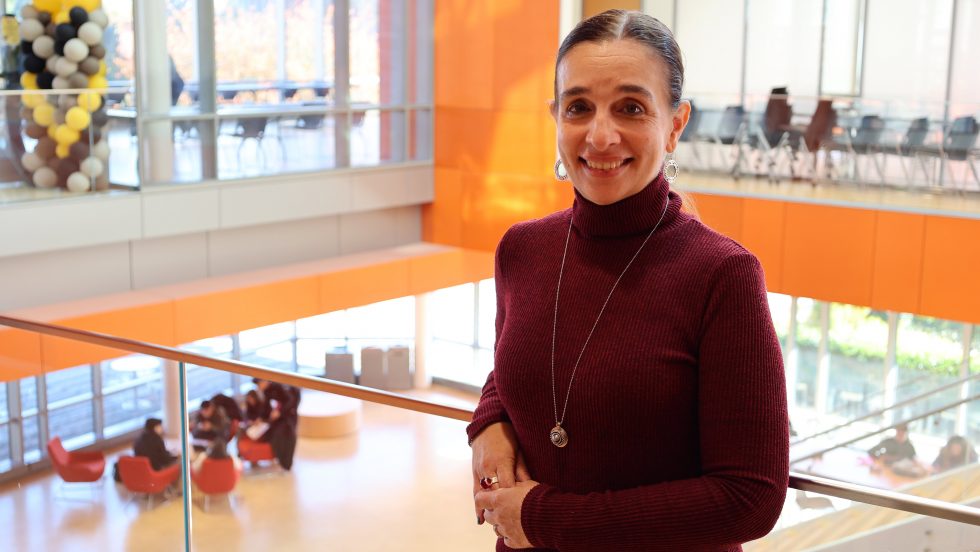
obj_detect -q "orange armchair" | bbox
[47,437,105,483]
[118,455,180,506]
[237,435,275,465]
[192,457,240,511]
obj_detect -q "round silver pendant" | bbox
[549,425,568,448]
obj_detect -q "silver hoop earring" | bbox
[554,159,569,181]
[663,153,678,185]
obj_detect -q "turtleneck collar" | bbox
[571,171,679,239]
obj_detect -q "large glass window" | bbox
[674,0,744,106]
[0,382,7,423]
[431,284,475,346]
[20,377,38,415]
[102,356,165,438]
[183,336,235,404]
[240,322,296,372]
[477,279,496,350]
[22,414,41,464]
[0,422,10,472]
[46,366,93,405]
[767,293,793,350]
[948,0,980,120]
[820,0,863,97]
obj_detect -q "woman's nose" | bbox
[586,112,621,151]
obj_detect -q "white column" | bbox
[957,325,973,436]
[162,359,183,439]
[883,312,900,425]
[785,297,799,410]
[414,294,431,388]
[815,302,831,414]
[134,0,175,183]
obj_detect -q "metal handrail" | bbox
[2,314,979,528]
[794,370,980,446]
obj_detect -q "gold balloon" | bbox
[34,0,61,13]
[20,72,38,90]
[87,74,108,90]
[56,143,71,159]
[32,102,55,126]
[66,106,91,131]
[77,91,102,112]
[53,10,71,24]
[55,124,81,145]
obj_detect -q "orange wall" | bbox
[583,0,641,17]
[690,192,980,325]
[426,0,568,251]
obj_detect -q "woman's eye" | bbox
[566,102,589,115]
[623,103,644,115]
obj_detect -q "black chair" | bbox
[824,115,886,183]
[914,116,980,190]
[701,105,746,171]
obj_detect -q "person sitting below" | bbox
[253,378,301,470]
[191,400,229,446]
[933,435,979,473]
[868,423,917,466]
[191,438,242,475]
[241,390,271,441]
[210,393,243,439]
[133,418,178,471]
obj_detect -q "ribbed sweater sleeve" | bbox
[520,253,789,551]
[467,229,512,444]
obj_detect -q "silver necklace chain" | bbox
[548,196,670,447]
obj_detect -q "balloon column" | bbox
[18,0,109,192]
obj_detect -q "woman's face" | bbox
[553,39,689,205]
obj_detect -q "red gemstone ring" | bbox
[480,475,499,489]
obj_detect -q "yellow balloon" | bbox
[55,124,81,145]
[53,10,71,24]
[47,124,58,139]
[32,102,55,126]
[97,60,107,76]
[66,106,91,131]
[34,0,61,13]
[22,92,44,108]
[56,143,71,159]
[20,72,38,90]
[77,91,102,112]
[87,75,108,90]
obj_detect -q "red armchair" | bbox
[118,455,181,507]
[47,437,105,484]
[192,457,240,511]
[237,435,275,465]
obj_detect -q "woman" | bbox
[933,435,978,473]
[469,10,788,551]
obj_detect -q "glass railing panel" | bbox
[746,488,980,552]
[0,323,191,552]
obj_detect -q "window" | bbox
[895,314,964,437]
[794,298,821,408]
[827,304,888,417]
[20,377,38,415]
[103,356,163,391]
[22,415,41,464]
[240,322,296,372]
[0,382,7,423]
[431,284,475,346]
[675,0,745,106]
[949,0,980,120]
[46,366,93,405]
[0,422,10,471]
[185,366,234,405]
[48,402,96,449]
[102,356,164,438]
[767,293,793,350]
[477,279,496,350]
[820,0,863,97]
[744,0,822,101]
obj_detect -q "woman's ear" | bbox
[549,99,558,122]
[666,100,691,153]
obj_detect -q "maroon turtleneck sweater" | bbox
[467,173,789,552]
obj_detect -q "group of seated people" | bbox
[125,377,302,487]
[867,423,978,477]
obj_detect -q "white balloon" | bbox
[63,39,90,64]
[33,36,55,59]
[67,171,91,193]
[21,152,44,172]
[80,156,104,178]
[92,140,110,160]
[46,55,60,73]
[88,10,109,28]
[20,19,44,42]
[32,167,57,188]
[52,76,70,90]
[77,22,103,47]
[54,57,78,77]
[20,5,39,20]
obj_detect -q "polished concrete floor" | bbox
[0,386,493,552]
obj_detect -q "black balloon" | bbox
[91,108,108,128]
[38,11,51,25]
[24,54,45,73]
[37,71,55,89]
[21,40,32,54]
[54,39,66,56]
[69,7,88,27]
[56,24,77,42]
